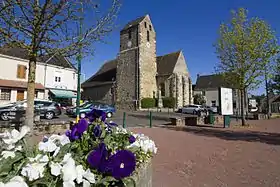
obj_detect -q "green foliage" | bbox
[270,58,280,94]
[162,97,175,108]
[193,94,206,105]
[215,8,279,91]
[141,98,156,108]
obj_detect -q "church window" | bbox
[160,83,165,97]
[144,22,147,28]
[147,30,150,42]
[128,30,132,40]
[149,25,152,31]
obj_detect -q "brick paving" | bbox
[130,118,280,187]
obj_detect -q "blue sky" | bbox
[80,0,280,95]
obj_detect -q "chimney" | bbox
[197,74,200,79]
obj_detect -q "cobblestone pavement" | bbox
[130,118,280,187]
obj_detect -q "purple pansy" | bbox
[106,150,136,180]
[65,119,88,141]
[129,135,136,144]
[86,109,107,122]
[87,143,109,172]
[93,125,102,138]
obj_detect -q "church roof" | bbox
[121,15,146,31]
[156,51,181,75]
[82,51,184,88]
[81,59,117,87]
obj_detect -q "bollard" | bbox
[149,111,152,128]
[123,112,126,128]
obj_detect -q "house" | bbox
[259,94,280,113]
[0,47,77,106]
[194,74,248,114]
[82,15,193,110]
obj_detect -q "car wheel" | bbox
[0,112,9,121]
[45,111,54,120]
[107,112,112,118]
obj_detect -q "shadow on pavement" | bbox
[162,125,280,146]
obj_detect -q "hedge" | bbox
[141,98,156,108]
[162,97,175,108]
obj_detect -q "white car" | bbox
[181,104,203,115]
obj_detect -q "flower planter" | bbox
[131,159,152,187]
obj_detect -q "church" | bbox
[82,15,193,110]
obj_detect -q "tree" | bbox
[215,8,279,126]
[0,0,121,135]
[270,58,280,94]
[194,94,206,105]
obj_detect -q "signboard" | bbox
[219,87,233,115]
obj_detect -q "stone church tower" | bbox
[116,15,157,110]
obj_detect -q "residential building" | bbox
[0,47,77,106]
[194,74,248,115]
[82,15,193,110]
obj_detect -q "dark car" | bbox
[0,99,61,121]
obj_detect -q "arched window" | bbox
[147,30,150,42]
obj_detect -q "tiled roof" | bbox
[121,15,146,31]
[0,79,44,90]
[0,47,75,69]
[195,74,236,90]
[157,51,181,75]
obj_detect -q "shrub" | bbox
[141,98,156,108]
[162,97,175,108]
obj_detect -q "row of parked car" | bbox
[0,99,116,121]
[178,104,218,115]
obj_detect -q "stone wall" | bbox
[138,16,157,101]
[176,74,183,108]
[82,84,114,105]
[131,159,152,187]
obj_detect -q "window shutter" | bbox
[17,65,21,78]
[22,66,26,78]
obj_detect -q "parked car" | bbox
[68,102,116,118]
[204,106,218,113]
[65,101,90,115]
[181,104,204,115]
[0,99,61,121]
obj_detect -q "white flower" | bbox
[76,165,85,184]
[38,140,57,153]
[115,127,128,134]
[83,169,95,184]
[1,176,28,187]
[49,134,70,146]
[15,145,23,151]
[50,162,62,176]
[28,154,42,162]
[127,134,157,154]
[62,153,72,164]
[63,181,75,187]
[2,126,30,145]
[21,162,47,181]
[83,180,90,187]
[39,155,49,163]
[6,144,15,151]
[61,155,77,182]
[53,147,60,157]
[1,151,15,159]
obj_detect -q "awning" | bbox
[50,89,77,98]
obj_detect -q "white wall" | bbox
[0,54,77,91]
[205,90,219,106]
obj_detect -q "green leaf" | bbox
[123,177,137,187]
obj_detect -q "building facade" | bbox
[0,48,77,106]
[82,15,193,110]
[193,74,248,115]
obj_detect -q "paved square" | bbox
[131,118,280,187]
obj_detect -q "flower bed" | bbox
[0,109,157,187]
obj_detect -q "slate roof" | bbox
[0,47,75,70]
[195,74,236,90]
[156,51,181,75]
[81,59,117,88]
[121,15,146,31]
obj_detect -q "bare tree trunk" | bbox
[240,88,246,126]
[25,59,36,133]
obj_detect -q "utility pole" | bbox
[76,18,83,123]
